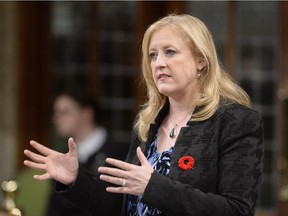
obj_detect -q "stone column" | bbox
[0,1,17,205]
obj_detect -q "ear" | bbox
[196,57,206,71]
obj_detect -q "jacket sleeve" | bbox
[54,166,124,216]
[141,106,264,216]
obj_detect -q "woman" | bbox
[24,14,264,216]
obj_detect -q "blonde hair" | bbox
[134,14,251,142]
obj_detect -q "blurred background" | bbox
[0,1,287,216]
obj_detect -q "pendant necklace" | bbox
[169,111,193,139]
[169,123,178,139]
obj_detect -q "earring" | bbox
[197,72,201,79]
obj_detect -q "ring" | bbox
[121,178,126,187]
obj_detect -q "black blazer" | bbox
[57,103,264,216]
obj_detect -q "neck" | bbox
[167,101,196,139]
[169,101,196,122]
[168,93,199,114]
[169,108,194,127]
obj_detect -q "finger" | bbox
[23,160,46,171]
[24,149,46,163]
[136,147,149,166]
[99,174,124,186]
[136,147,154,175]
[105,158,132,171]
[30,140,53,156]
[33,172,51,181]
[106,186,126,194]
[68,137,77,155]
[98,166,126,178]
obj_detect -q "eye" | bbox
[149,51,157,61]
[165,49,176,56]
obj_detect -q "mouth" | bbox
[158,73,171,80]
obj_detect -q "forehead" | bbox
[54,95,78,108]
[149,26,188,49]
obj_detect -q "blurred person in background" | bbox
[46,88,129,216]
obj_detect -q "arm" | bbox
[55,166,123,216]
[23,137,123,215]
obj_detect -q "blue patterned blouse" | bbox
[127,136,173,216]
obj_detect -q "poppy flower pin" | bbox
[178,156,195,171]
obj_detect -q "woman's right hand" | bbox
[23,137,79,185]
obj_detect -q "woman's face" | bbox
[149,26,204,101]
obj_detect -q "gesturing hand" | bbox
[98,147,154,196]
[23,137,79,185]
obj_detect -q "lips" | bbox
[158,73,171,80]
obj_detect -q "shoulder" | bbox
[214,103,264,144]
[212,103,263,140]
[216,102,262,123]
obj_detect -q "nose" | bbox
[155,54,166,69]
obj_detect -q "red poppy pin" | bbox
[178,156,195,171]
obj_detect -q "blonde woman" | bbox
[24,14,263,216]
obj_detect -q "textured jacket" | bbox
[57,103,264,216]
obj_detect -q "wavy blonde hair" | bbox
[134,14,251,142]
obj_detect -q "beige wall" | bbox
[0,1,17,203]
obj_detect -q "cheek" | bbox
[183,63,198,79]
[56,116,77,129]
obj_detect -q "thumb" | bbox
[136,147,149,166]
[68,137,77,156]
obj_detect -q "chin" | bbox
[157,85,170,94]
[159,91,173,98]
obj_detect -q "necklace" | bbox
[169,110,193,139]
[169,124,178,139]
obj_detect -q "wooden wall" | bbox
[15,2,52,170]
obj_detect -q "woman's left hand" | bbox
[98,147,154,196]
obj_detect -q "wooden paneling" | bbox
[15,2,52,170]
[279,2,288,82]
[277,1,288,215]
